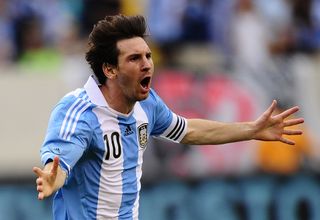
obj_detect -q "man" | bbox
[33,14,304,220]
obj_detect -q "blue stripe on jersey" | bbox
[118,115,139,219]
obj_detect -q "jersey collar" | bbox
[84,75,139,117]
[84,75,108,107]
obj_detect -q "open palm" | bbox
[253,100,304,145]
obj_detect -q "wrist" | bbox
[245,121,257,140]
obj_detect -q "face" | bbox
[112,37,154,102]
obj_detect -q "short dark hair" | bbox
[85,14,147,84]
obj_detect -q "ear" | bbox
[102,63,117,79]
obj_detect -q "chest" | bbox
[92,107,150,165]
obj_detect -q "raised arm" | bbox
[181,100,304,145]
[32,156,67,200]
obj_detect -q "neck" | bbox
[100,84,135,114]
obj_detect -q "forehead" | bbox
[117,37,150,56]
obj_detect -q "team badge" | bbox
[138,123,148,149]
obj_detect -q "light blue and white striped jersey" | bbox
[40,75,187,220]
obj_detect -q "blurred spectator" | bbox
[14,14,43,60]
[180,0,211,42]
[38,0,75,47]
[208,0,235,63]
[257,0,320,55]
[147,0,187,66]
[230,0,275,112]
[231,0,299,116]
[0,0,77,69]
[255,0,293,56]
[231,0,271,72]
[147,0,186,45]
[9,0,75,49]
[288,0,320,141]
[13,14,62,74]
[290,0,320,54]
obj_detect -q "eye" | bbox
[146,53,152,59]
[129,55,139,61]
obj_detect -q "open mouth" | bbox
[140,76,151,89]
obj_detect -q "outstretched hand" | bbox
[33,156,61,200]
[252,100,304,145]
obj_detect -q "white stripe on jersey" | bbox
[94,107,124,219]
[132,102,149,219]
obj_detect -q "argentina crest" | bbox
[138,123,148,149]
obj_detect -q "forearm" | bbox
[181,119,255,145]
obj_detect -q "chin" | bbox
[137,92,149,101]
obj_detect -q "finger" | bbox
[283,129,303,135]
[38,192,44,200]
[278,106,300,119]
[37,185,43,192]
[33,167,44,177]
[283,118,304,127]
[51,156,60,175]
[279,137,295,145]
[36,178,43,186]
[264,100,277,118]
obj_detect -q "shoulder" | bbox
[139,89,168,114]
[47,88,97,138]
[139,88,173,120]
[142,89,163,105]
[51,88,95,119]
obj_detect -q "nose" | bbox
[141,56,153,72]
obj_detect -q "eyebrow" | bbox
[127,51,152,58]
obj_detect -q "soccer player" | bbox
[33,14,304,220]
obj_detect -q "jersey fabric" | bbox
[40,75,188,220]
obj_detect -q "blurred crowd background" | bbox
[0,0,320,219]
